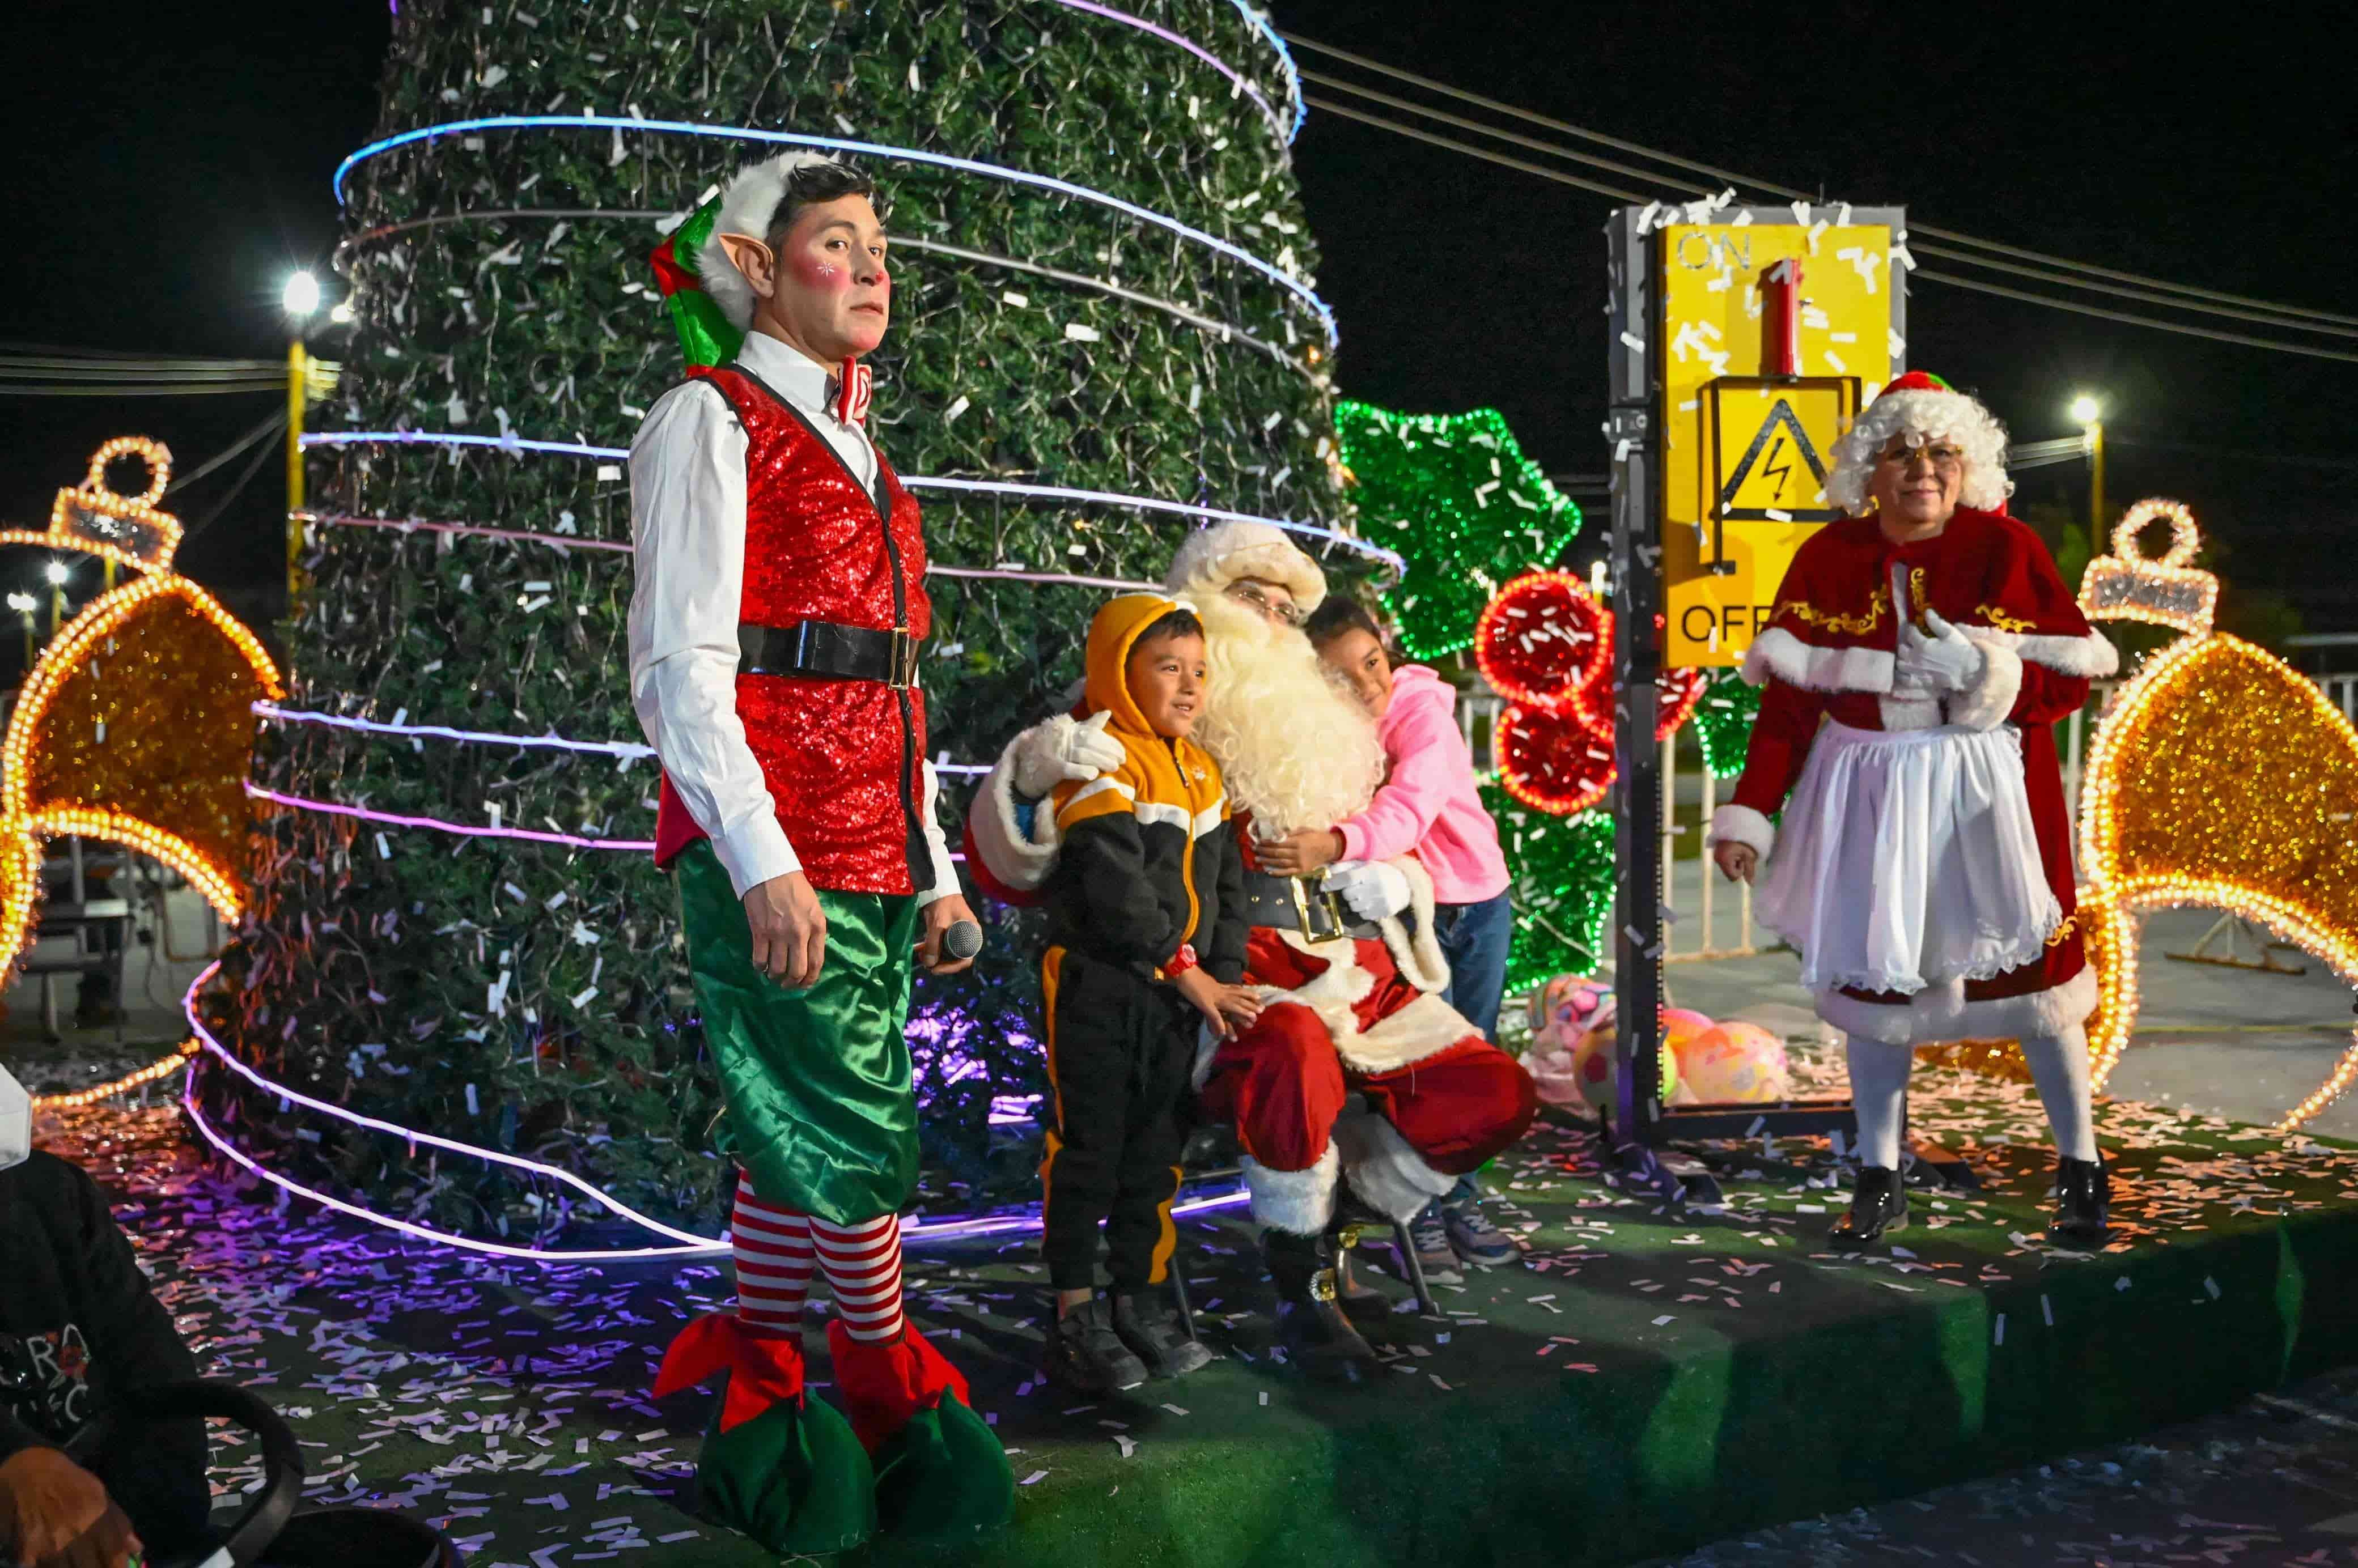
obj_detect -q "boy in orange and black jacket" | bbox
[1037,595,1257,1394]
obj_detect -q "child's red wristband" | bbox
[1164,943,1200,977]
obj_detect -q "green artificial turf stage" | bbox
[45,1068,2358,1567]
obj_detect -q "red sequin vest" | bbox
[651,362,932,895]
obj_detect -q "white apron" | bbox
[1754,720,2060,997]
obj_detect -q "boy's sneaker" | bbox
[1440,1186,1522,1269]
[1406,1201,1465,1285]
[1112,1290,1213,1378]
[1046,1297,1148,1393]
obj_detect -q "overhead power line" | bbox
[1283,32,2358,334]
[1296,87,2358,366]
[167,409,292,496]
[179,413,289,545]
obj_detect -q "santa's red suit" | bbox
[1706,369,2120,1247]
[964,523,1536,1242]
[1715,504,2117,1043]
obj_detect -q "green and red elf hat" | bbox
[648,195,744,371]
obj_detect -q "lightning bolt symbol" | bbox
[1761,436,1793,499]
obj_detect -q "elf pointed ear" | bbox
[715,233,778,303]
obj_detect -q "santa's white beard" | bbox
[1187,592,1386,837]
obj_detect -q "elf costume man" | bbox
[1706,372,2119,1248]
[628,152,1012,1552]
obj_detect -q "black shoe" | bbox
[1045,1296,1148,1394]
[2049,1155,2110,1246]
[1263,1229,1379,1385]
[1829,1166,1908,1246]
[1112,1290,1214,1378]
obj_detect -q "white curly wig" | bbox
[698,151,860,333]
[1824,373,2013,516]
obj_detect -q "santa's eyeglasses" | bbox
[1224,581,1303,627]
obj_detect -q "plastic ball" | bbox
[1567,1018,1679,1108]
[1676,1022,1791,1104]
[1660,1007,1716,1061]
[1528,974,1615,1047]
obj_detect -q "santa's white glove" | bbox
[1896,609,1984,694]
[1323,859,1413,923]
[1010,711,1125,799]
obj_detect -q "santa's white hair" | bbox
[697,151,855,333]
[1825,380,2013,515]
[1187,591,1385,837]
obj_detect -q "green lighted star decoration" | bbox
[1483,780,1616,989]
[1691,668,1762,779]
[1337,402,1583,658]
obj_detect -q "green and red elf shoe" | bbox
[826,1320,1016,1540]
[654,1312,876,1554]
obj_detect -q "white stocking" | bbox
[1844,1034,1914,1170]
[2017,1025,2100,1162]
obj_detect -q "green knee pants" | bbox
[675,840,921,1223]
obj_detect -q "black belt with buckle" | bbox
[739,620,919,689]
[1243,868,1378,944]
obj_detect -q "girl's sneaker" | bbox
[1440,1187,1521,1268]
[1406,1201,1465,1285]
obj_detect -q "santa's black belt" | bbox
[739,620,919,689]
[1243,868,1380,945]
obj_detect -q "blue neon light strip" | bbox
[332,116,1335,347]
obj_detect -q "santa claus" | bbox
[1706,371,2118,1247]
[965,521,1538,1382]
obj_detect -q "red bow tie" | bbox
[826,359,872,427]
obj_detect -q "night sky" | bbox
[2,1,2348,674]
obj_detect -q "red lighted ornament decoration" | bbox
[1475,571,1705,814]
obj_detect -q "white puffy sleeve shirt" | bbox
[625,334,960,905]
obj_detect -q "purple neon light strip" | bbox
[330,117,1337,345]
[183,964,720,1254]
[253,702,988,774]
[181,964,1250,1260]
[299,432,1401,573]
[246,782,655,851]
[1049,0,1286,143]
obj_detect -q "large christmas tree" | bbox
[205,0,1350,1244]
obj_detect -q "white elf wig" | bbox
[698,151,873,332]
[1824,373,2014,515]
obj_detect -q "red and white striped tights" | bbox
[730,1170,907,1342]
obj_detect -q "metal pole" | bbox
[2088,419,2106,535]
[287,338,308,607]
[1607,212,1668,1162]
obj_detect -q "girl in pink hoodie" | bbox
[1260,598,1520,1274]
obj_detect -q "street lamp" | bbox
[282,271,320,320]
[41,560,69,638]
[6,591,32,668]
[2069,393,2105,535]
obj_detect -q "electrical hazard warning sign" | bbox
[1653,216,1902,668]
[1709,380,1855,522]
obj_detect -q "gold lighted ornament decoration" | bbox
[0,440,283,971]
[2073,500,2358,1131]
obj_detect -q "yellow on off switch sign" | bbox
[1660,222,1897,668]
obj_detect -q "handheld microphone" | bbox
[943,919,985,961]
